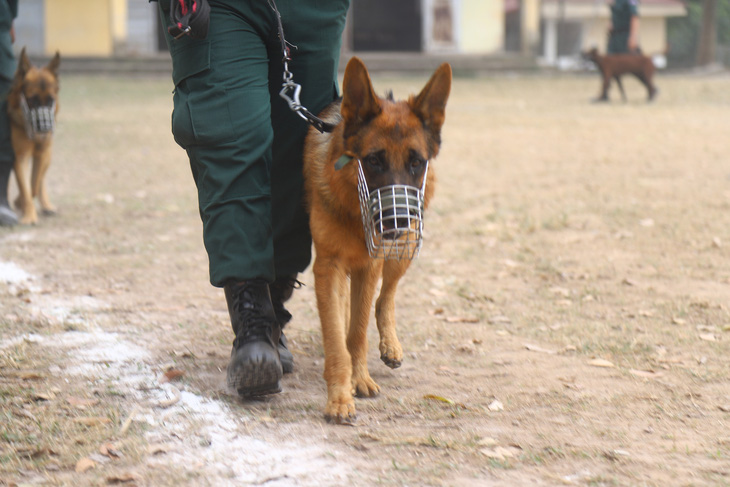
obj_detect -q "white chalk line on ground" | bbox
[1,260,350,486]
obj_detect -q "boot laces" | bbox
[231,286,275,345]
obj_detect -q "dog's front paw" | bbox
[19,215,38,225]
[352,373,380,398]
[379,340,403,369]
[324,397,357,425]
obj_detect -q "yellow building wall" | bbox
[112,0,128,44]
[460,0,503,54]
[45,0,113,56]
[583,17,666,55]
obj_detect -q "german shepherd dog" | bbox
[7,48,61,225]
[584,47,657,102]
[303,57,451,423]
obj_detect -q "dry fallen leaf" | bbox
[480,446,518,460]
[161,368,186,383]
[719,405,730,413]
[106,472,141,484]
[32,391,55,402]
[589,358,615,368]
[100,442,123,458]
[699,333,716,342]
[477,437,498,447]
[148,443,174,455]
[423,394,454,405]
[67,397,100,409]
[15,408,38,422]
[73,417,112,426]
[524,343,556,354]
[24,448,57,459]
[604,449,631,461]
[488,315,511,325]
[19,372,44,380]
[75,457,96,473]
[629,369,663,379]
[156,385,181,408]
[445,316,479,323]
[423,394,468,409]
[488,400,504,412]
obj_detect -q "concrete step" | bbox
[30,52,539,77]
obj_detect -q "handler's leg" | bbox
[160,1,284,396]
[266,0,351,372]
[0,78,18,226]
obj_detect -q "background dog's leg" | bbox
[592,70,610,103]
[313,257,356,423]
[11,131,37,225]
[32,140,57,216]
[349,262,382,398]
[375,260,409,369]
[635,72,657,102]
[615,76,627,102]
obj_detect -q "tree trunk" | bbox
[696,0,717,66]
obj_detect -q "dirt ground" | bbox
[1,69,729,487]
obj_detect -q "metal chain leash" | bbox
[267,0,337,133]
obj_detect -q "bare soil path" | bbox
[2,71,729,486]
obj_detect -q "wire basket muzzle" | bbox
[21,94,56,138]
[357,160,428,260]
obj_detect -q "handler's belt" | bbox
[168,0,210,40]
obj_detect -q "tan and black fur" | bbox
[7,48,61,225]
[303,57,451,423]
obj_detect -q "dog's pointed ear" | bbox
[46,51,61,77]
[409,63,452,141]
[341,57,382,135]
[17,47,32,77]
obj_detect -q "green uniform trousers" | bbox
[608,32,629,54]
[1,0,17,187]
[159,0,350,287]
[0,76,12,168]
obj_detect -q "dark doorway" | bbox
[352,0,422,52]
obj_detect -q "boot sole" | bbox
[227,359,283,397]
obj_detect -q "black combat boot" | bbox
[269,274,301,374]
[225,279,283,397]
[0,160,17,227]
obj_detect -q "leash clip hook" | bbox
[173,25,192,40]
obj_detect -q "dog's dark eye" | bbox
[363,153,386,173]
[410,158,425,170]
[408,152,426,175]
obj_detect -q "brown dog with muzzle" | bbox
[7,47,61,225]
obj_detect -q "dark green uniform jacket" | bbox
[609,0,639,54]
[0,0,17,81]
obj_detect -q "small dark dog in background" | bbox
[584,47,658,103]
